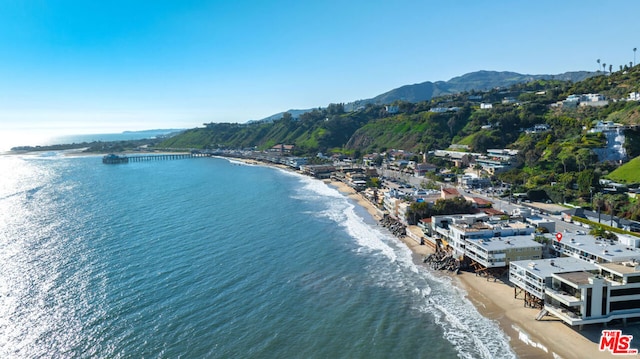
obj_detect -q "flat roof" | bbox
[469,235,543,251]
[598,261,640,276]
[525,216,554,224]
[452,220,533,233]
[555,271,594,286]
[547,232,640,262]
[511,257,598,279]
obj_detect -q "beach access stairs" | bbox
[535,309,549,321]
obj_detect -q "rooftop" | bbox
[469,235,543,251]
[598,261,640,276]
[547,232,640,262]
[451,220,533,232]
[511,257,597,279]
[555,271,594,286]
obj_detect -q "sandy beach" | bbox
[326,179,626,359]
[8,152,631,358]
[84,152,629,359]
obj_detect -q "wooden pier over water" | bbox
[102,152,209,164]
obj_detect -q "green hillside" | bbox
[608,156,640,183]
[158,65,640,219]
[161,65,640,171]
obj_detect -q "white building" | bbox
[563,93,609,108]
[544,261,640,326]
[385,105,399,114]
[382,190,411,224]
[588,120,623,133]
[465,235,543,268]
[431,214,542,266]
[510,257,598,301]
[429,107,460,113]
[545,232,640,264]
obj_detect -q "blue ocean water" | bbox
[0,153,516,359]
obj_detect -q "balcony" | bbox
[489,252,506,259]
[544,304,583,326]
[545,287,583,306]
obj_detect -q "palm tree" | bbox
[593,192,605,223]
[597,58,601,72]
[603,63,607,73]
[634,48,637,66]
[605,195,616,227]
[609,64,612,73]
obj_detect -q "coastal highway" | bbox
[460,188,596,235]
[379,168,596,236]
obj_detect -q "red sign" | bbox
[556,232,563,242]
[599,330,638,355]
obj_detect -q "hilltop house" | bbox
[563,94,609,108]
[385,105,399,114]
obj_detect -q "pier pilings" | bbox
[102,152,209,164]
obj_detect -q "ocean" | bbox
[0,151,517,358]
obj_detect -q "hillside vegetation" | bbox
[160,66,640,178]
[159,65,640,219]
[609,155,640,183]
[162,66,639,157]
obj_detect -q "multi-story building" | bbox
[510,257,598,302]
[465,235,543,268]
[544,260,640,326]
[431,214,542,266]
[563,93,609,108]
[545,232,640,264]
[475,149,518,174]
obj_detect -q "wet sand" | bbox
[327,179,620,359]
[215,157,625,358]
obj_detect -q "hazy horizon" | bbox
[1,0,639,148]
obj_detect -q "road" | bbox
[378,168,588,235]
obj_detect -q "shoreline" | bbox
[323,179,617,359]
[39,152,621,358]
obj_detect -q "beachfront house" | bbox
[465,235,543,269]
[300,164,335,179]
[383,190,411,223]
[431,214,542,267]
[509,257,598,307]
[544,261,640,326]
[545,232,640,264]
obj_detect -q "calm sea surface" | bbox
[0,152,516,358]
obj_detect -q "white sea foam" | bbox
[512,324,550,353]
[217,157,254,166]
[294,175,517,358]
[294,175,399,262]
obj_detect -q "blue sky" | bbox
[1,0,639,145]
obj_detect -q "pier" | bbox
[102,152,209,164]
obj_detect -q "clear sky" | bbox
[1,0,639,146]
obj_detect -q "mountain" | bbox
[257,70,596,121]
[346,70,595,110]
